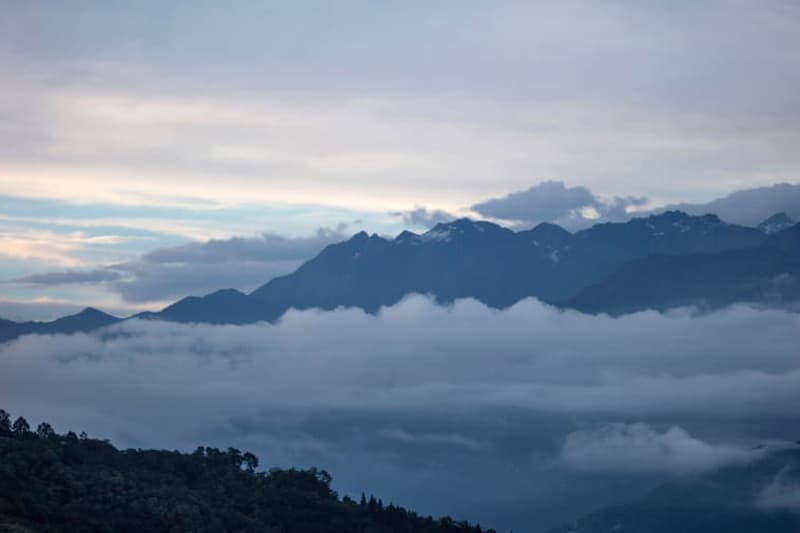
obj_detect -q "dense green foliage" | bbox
[0,409,494,533]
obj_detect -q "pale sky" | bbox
[2,1,799,317]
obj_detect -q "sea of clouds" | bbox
[2,296,798,531]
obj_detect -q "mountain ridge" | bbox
[1,211,797,342]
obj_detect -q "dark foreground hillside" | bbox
[0,409,494,533]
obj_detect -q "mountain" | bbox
[568,223,800,314]
[175,211,762,323]
[0,211,783,339]
[550,445,800,533]
[758,212,796,235]
[0,308,120,343]
[0,409,494,533]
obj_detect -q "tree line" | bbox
[0,408,495,533]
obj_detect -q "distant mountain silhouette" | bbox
[2,211,796,342]
[550,445,800,533]
[0,308,119,343]
[568,223,800,315]
[147,211,766,324]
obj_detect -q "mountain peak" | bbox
[424,218,508,239]
[758,212,795,235]
[528,222,572,238]
[76,307,114,318]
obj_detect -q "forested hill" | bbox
[0,409,495,533]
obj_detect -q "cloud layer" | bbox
[2,297,799,531]
[1,297,799,531]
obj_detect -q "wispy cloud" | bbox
[560,424,761,474]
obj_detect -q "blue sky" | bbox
[1,1,799,318]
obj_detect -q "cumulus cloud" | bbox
[471,181,647,229]
[560,424,760,474]
[472,181,595,223]
[390,207,455,229]
[757,468,800,511]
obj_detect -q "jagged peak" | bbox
[74,307,116,319]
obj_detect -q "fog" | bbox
[2,296,798,531]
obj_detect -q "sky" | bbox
[1,1,800,316]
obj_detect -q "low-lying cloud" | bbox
[757,468,800,512]
[1,297,798,531]
[3,297,800,423]
[561,424,760,474]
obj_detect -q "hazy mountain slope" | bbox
[0,308,119,343]
[654,182,800,226]
[568,223,800,314]
[758,212,796,235]
[552,211,764,298]
[550,446,800,533]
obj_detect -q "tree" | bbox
[36,422,56,439]
[0,411,497,533]
[12,416,30,436]
[0,409,10,435]
[243,451,259,472]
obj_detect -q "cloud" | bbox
[15,269,123,286]
[112,226,349,302]
[560,424,760,474]
[2,296,800,428]
[9,226,350,306]
[380,429,488,451]
[390,207,455,229]
[141,225,350,265]
[2,297,799,531]
[5,1,800,217]
[0,229,128,267]
[471,181,647,229]
[757,468,800,511]
[472,181,596,223]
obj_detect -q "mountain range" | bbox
[1,210,798,342]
